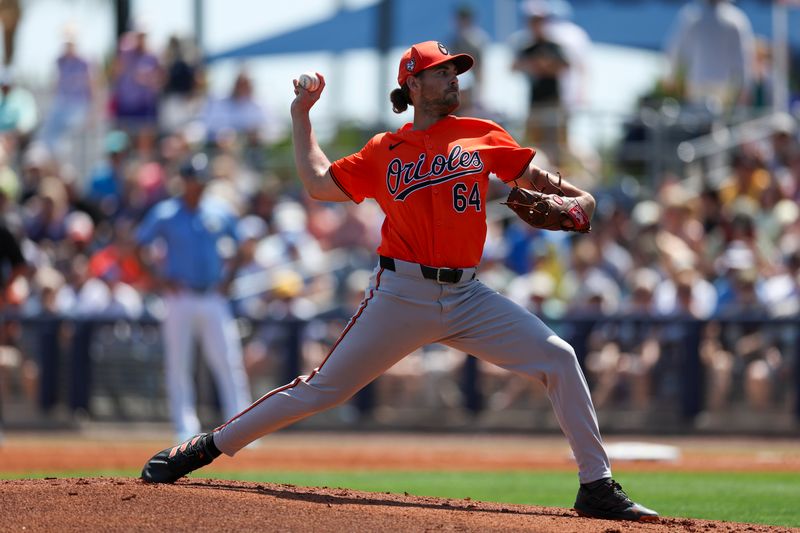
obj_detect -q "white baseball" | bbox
[298,72,320,92]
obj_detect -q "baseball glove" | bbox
[502,174,591,233]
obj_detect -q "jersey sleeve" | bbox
[478,122,536,183]
[328,136,380,204]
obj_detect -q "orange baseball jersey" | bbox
[329,115,535,268]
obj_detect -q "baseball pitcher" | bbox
[141,40,657,522]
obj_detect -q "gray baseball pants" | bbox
[214,258,612,483]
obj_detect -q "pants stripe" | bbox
[213,268,384,432]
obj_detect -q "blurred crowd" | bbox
[0,1,799,426]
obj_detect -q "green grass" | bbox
[4,470,799,527]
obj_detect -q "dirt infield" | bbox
[1,431,799,532]
[1,476,796,533]
[1,431,799,474]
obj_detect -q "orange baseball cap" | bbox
[397,41,474,87]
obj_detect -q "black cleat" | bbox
[141,433,221,483]
[574,478,659,521]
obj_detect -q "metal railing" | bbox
[1,313,797,434]
[677,110,799,188]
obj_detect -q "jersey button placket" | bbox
[426,136,443,263]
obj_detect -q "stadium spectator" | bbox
[511,1,569,163]
[254,199,326,280]
[560,239,621,314]
[717,149,772,209]
[88,217,151,292]
[160,35,202,133]
[230,214,270,319]
[240,268,317,393]
[506,269,565,320]
[510,0,592,167]
[447,5,490,101]
[21,175,70,244]
[0,0,20,66]
[705,265,785,412]
[523,0,592,111]
[305,200,382,263]
[202,145,258,215]
[201,68,270,144]
[763,242,800,317]
[654,261,718,320]
[584,267,662,410]
[84,130,130,220]
[750,36,773,110]
[0,139,19,203]
[656,181,706,258]
[665,0,755,111]
[0,67,38,152]
[36,30,95,156]
[764,113,799,176]
[0,217,27,440]
[109,27,164,142]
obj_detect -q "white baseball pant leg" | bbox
[162,292,202,440]
[196,293,252,420]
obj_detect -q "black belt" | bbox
[379,256,474,284]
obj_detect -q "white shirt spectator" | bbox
[666,0,755,108]
[201,70,269,141]
[654,272,718,319]
[202,96,267,139]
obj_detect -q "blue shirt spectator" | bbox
[85,130,130,219]
[136,166,240,291]
[136,197,238,290]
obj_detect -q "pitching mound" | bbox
[1,477,794,532]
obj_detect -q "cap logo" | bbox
[405,58,416,72]
[437,42,449,55]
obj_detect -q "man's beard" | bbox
[427,91,460,116]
